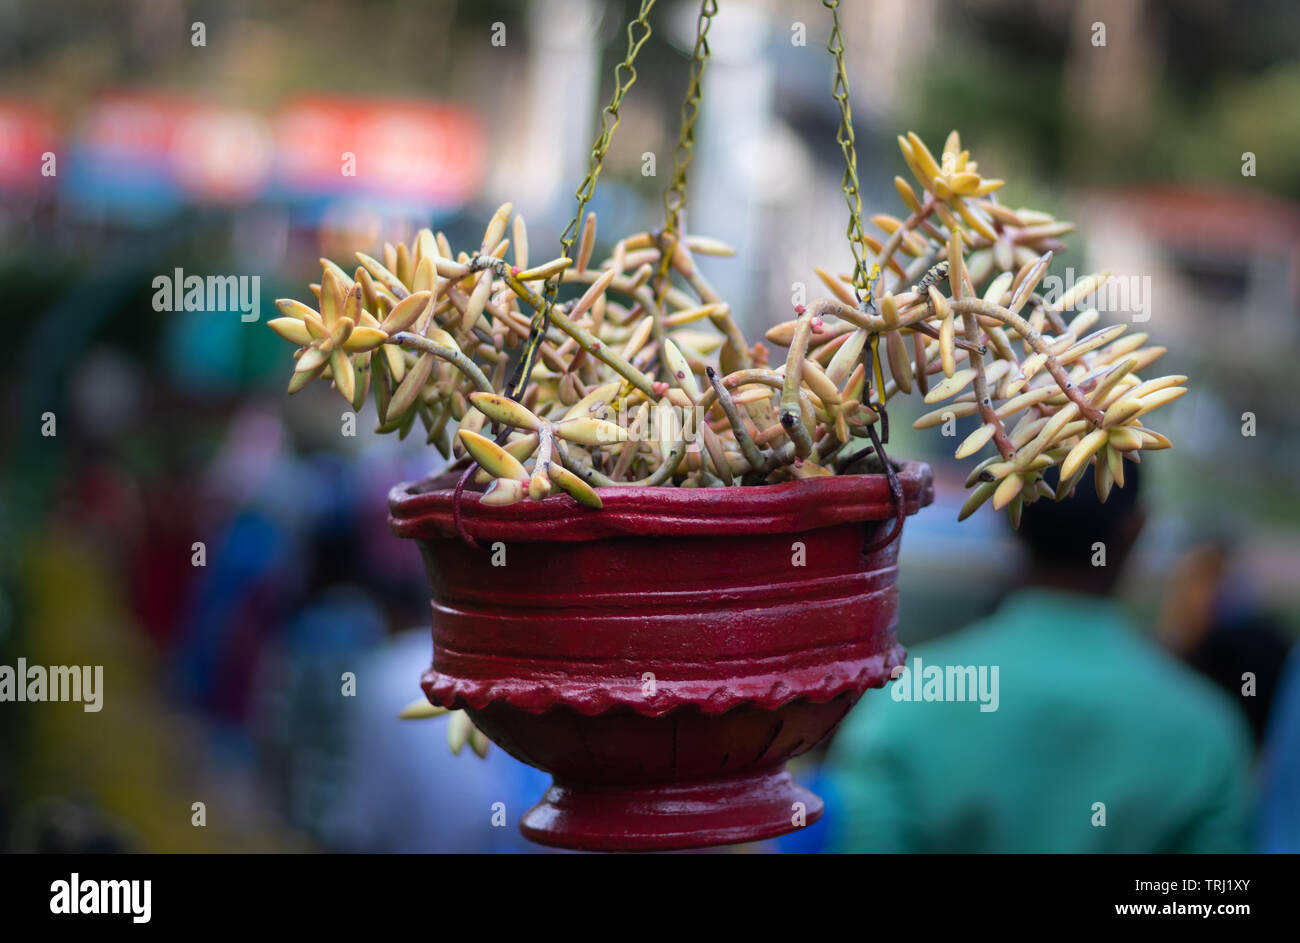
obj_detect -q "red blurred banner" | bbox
[79,94,273,202]
[273,96,485,208]
[0,100,58,190]
[36,92,486,212]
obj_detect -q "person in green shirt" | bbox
[825,463,1254,853]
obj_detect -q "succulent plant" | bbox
[270,130,1186,527]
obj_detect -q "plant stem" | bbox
[706,366,766,473]
[811,296,983,354]
[947,297,1105,426]
[388,333,493,393]
[555,438,685,488]
[961,311,1016,460]
[501,269,658,397]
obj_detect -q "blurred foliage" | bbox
[909,0,1300,199]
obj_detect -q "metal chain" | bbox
[651,0,718,322]
[508,0,659,400]
[823,0,888,425]
[823,0,902,542]
[823,0,879,304]
[658,0,718,275]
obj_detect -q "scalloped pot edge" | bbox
[421,646,909,718]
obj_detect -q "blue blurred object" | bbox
[171,509,294,719]
[164,307,250,392]
[1259,645,1300,852]
[319,628,554,853]
[61,144,184,223]
[773,766,838,854]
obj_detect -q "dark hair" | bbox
[1016,460,1141,565]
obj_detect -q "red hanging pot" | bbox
[388,462,934,851]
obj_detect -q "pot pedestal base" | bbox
[519,766,822,852]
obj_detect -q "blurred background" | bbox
[1,0,1297,853]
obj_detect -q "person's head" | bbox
[1014,460,1145,596]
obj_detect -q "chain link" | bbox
[652,0,718,312]
[661,0,718,252]
[823,0,890,426]
[558,0,658,263]
[509,0,659,400]
[823,1,896,469]
[823,0,880,304]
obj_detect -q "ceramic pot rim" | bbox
[389,461,934,542]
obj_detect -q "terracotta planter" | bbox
[389,462,934,851]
